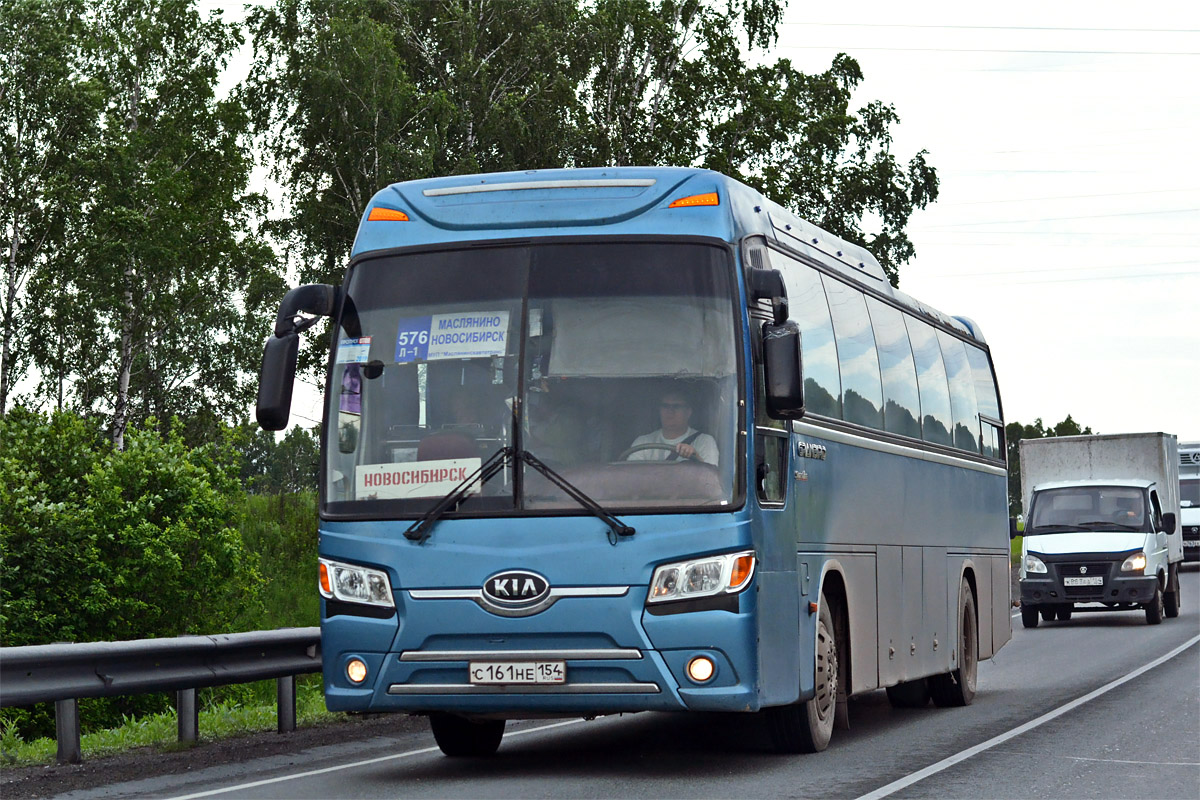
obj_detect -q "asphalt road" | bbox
[57,566,1200,800]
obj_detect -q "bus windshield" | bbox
[324,240,741,519]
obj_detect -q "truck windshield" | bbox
[1028,486,1147,532]
[323,240,740,519]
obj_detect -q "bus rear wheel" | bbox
[929,583,977,708]
[429,713,505,757]
[765,600,840,753]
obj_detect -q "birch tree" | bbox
[65,0,279,447]
[0,0,100,414]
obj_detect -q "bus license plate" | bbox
[1063,576,1103,586]
[469,661,565,685]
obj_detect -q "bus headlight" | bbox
[319,558,395,607]
[1024,554,1047,574]
[648,551,755,604]
[1120,553,1147,573]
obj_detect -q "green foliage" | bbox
[1005,415,1095,516]
[235,491,319,629]
[0,408,264,737]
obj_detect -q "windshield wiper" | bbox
[1077,519,1142,531]
[405,447,512,544]
[519,450,635,545]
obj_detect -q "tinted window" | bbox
[964,345,1000,419]
[938,331,979,453]
[866,297,922,439]
[905,319,953,447]
[824,278,883,429]
[774,252,841,418]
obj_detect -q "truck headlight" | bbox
[1120,553,1147,573]
[648,551,755,604]
[1024,554,1047,574]
[319,558,395,607]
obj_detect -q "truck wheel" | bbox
[929,583,978,707]
[1040,608,1055,622]
[1057,604,1073,621]
[1021,605,1039,628]
[1164,590,1179,618]
[1164,565,1180,618]
[429,713,505,757]
[765,599,841,753]
[1144,585,1164,625]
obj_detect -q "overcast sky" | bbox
[216,1,1198,441]
[767,1,1198,440]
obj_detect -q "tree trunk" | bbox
[1,219,19,416]
[113,260,134,450]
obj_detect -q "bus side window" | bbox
[937,331,980,454]
[964,344,1002,459]
[771,250,842,419]
[823,277,884,430]
[866,297,922,440]
[905,317,953,448]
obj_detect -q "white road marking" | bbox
[854,634,1200,800]
[164,718,586,800]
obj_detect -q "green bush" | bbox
[1,409,264,737]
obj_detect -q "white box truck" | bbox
[1180,442,1200,562]
[1016,432,1182,627]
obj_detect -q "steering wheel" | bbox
[617,443,681,461]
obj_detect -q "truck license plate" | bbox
[469,661,565,685]
[1063,576,1103,586]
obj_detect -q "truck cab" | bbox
[1019,479,1176,625]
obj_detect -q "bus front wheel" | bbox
[429,713,505,757]
[765,600,841,753]
[929,583,977,708]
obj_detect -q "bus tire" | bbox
[429,713,505,757]
[1020,605,1039,629]
[765,600,839,753]
[885,679,930,709]
[1145,585,1164,625]
[930,583,978,708]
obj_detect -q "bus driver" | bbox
[626,390,718,466]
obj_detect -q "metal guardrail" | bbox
[0,627,321,764]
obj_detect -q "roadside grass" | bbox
[1011,536,1022,566]
[0,680,340,768]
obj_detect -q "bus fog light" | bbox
[346,658,368,684]
[687,656,715,683]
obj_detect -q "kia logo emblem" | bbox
[482,570,550,607]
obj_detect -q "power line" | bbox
[936,188,1200,206]
[775,45,1200,56]
[923,259,1198,278]
[923,208,1200,228]
[779,22,1200,34]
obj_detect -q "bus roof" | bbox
[356,167,981,343]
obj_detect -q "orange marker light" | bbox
[319,562,332,595]
[668,192,719,208]
[729,554,755,590]
[367,207,410,221]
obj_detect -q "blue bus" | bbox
[257,167,1011,756]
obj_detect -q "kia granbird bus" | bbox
[257,167,1011,756]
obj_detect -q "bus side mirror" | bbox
[257,283,339,431]
[748,268,788,325]
[763,321,804,419]
[256,332,300,431]
[1160,512,1176,535]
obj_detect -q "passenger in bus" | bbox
[626,390,718,465]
